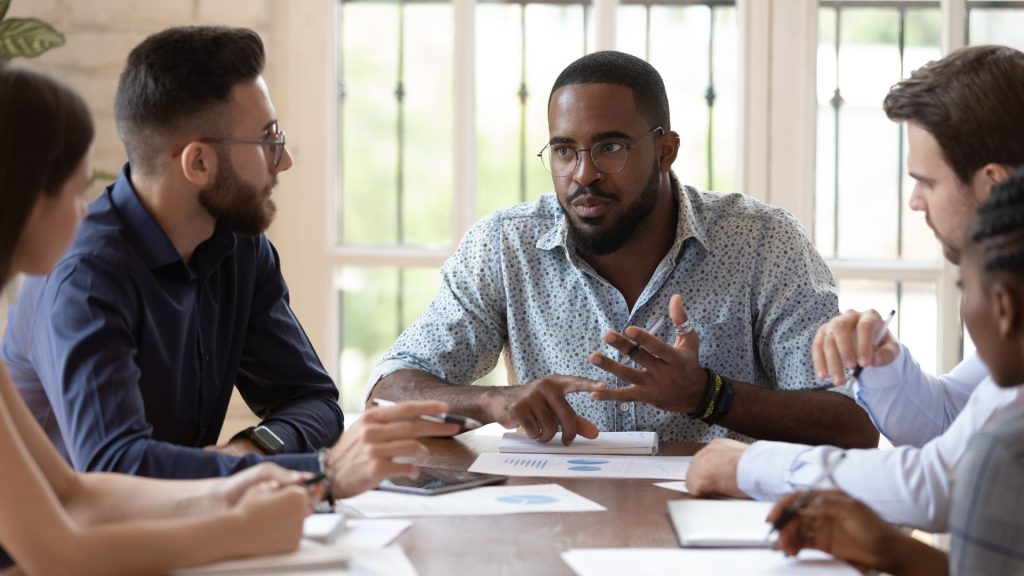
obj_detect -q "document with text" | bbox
[469,452,690,480]
[499,431,658,455]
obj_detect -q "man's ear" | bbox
[179,142,218,188]
[991,280,1021,340]
[974,163,1012,203]
[658,130,680,172]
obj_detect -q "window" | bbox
[813,0,1024,376]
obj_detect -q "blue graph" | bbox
[503,457,549,469]
[566,458,610,472]
[497,494,559,505]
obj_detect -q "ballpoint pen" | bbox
[767,452,847,540]
[624,315,670,359]
[370,398,483,432]
[850,309,897,382]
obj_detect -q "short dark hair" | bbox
[114,26,266,175]
[549,51,670,131]
[884,45,1024,184]
[970,165,1024,273]
[0,64,94,282]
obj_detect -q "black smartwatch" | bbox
[237,425,285,455]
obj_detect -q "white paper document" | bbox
[469,452,690,480]
[336,519,412,549]
[668,499,776,547]
[561,548,860,576]
[341,483,605,518]
[303,513,347,544]
[499,431,658,455]
[171,540,348,576]
[654,480,688,494]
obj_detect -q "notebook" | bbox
[499,431,658,455]
[171,540,348,575]
[667,499,776,548]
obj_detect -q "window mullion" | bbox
[453,0,477,244]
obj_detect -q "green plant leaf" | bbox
[0,0,10,23]
[0,18,65,60]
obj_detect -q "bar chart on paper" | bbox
[468,453,690,480]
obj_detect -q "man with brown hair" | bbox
[687,45,1024,532]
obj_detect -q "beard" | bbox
[562,163,662,257]
[198,153,277,236]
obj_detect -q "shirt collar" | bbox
[537,178,710,263]
[109,164,237,278]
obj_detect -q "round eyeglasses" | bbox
[537,126,663,177]
[198,128,287,168]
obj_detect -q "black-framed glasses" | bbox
[198,128,287,168]
[537,126,663,177]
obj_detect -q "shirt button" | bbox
[619,402,630,413]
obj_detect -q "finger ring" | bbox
[674,319,694,337]
[626,342,641,359]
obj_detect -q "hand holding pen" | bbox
[812,309,898,386]
[766,486,910,572]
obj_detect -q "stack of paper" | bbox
[499,431,658,455]
[668,500,776,547]
[561,548,860,575]
[470,452,689,480]
[171,541,348,575]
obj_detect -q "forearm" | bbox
[18,510,259,576]
[62,473,225,525]
[717,380,878,447]
[370,369,507,423]
[884,533,949,576]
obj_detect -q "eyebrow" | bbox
[908,171,935,186]
[549,130,635,146]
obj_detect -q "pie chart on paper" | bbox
[496,494,559,505]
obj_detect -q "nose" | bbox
[908,182,926,212]
[274,145,294,173]
[572,149,603,186]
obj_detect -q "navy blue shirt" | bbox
[2,165,342,477]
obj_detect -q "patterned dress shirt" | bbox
[370,184,839,442]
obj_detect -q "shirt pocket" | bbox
[697,316,755,384]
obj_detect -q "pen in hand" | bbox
[370,398,483,432]
[850,309,896,381]
[767,452,847,541]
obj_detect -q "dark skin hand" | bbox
[767,490,948,576]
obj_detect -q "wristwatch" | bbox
[238,425,285,455]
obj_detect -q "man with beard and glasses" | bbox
[368,51,879,448]
[1,27,460,498]
[686,45,1024,534]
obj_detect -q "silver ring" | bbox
[674,319,695,337]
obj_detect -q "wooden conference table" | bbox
[395,433,703,576]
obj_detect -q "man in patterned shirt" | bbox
[367,51,878,446]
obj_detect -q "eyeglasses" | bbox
[537,126,663,177]
[199,128,287,168]
[171,126,287,168]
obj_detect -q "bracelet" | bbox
[317,447,336,512]
[687,369,719,419]
[703,378,735,425]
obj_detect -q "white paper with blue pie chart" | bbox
[339,483,605,518]
[468,452,690,480]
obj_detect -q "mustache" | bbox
[567,185,618,204]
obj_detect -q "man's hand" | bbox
[588,294,706,414]
[686,438,748,498]
[488,376,603,445]
[327,400,459,498]
[812,309,900,385]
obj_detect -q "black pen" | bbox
[849,310,896,382]
[767,453,846,540]
[303,471,327,486]
[371,398,483,432]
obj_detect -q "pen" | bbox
[370,398,483,432]
[850,309,896,381]
[303,471,327,486]
[767,452,847,539]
